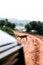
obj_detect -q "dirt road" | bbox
[13,31,43,65]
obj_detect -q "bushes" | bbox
[25,24,32,32]
[0,19,16,35]
[25,21,43,35]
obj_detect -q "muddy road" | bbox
[13,31,43,65]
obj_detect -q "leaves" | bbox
[0,19,16,35]
[25,21,43,35]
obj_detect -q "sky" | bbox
[0,0,43,21]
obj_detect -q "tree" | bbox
[4,19,16,29]
[0,19,16,35]
[25,21,43,35]
[25,23,32,32]
[0,20,5,27]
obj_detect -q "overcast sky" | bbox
[0,0,43,21]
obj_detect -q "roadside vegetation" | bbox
[0,19,43,36]
[0,19,16,35]
[25,21,43,35]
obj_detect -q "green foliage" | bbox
[0,20,5,26]
[25,21,43,35]
[0,19,16,35]
[25,24,32,32]
[0,27,12,34]
[5,19,16,29]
